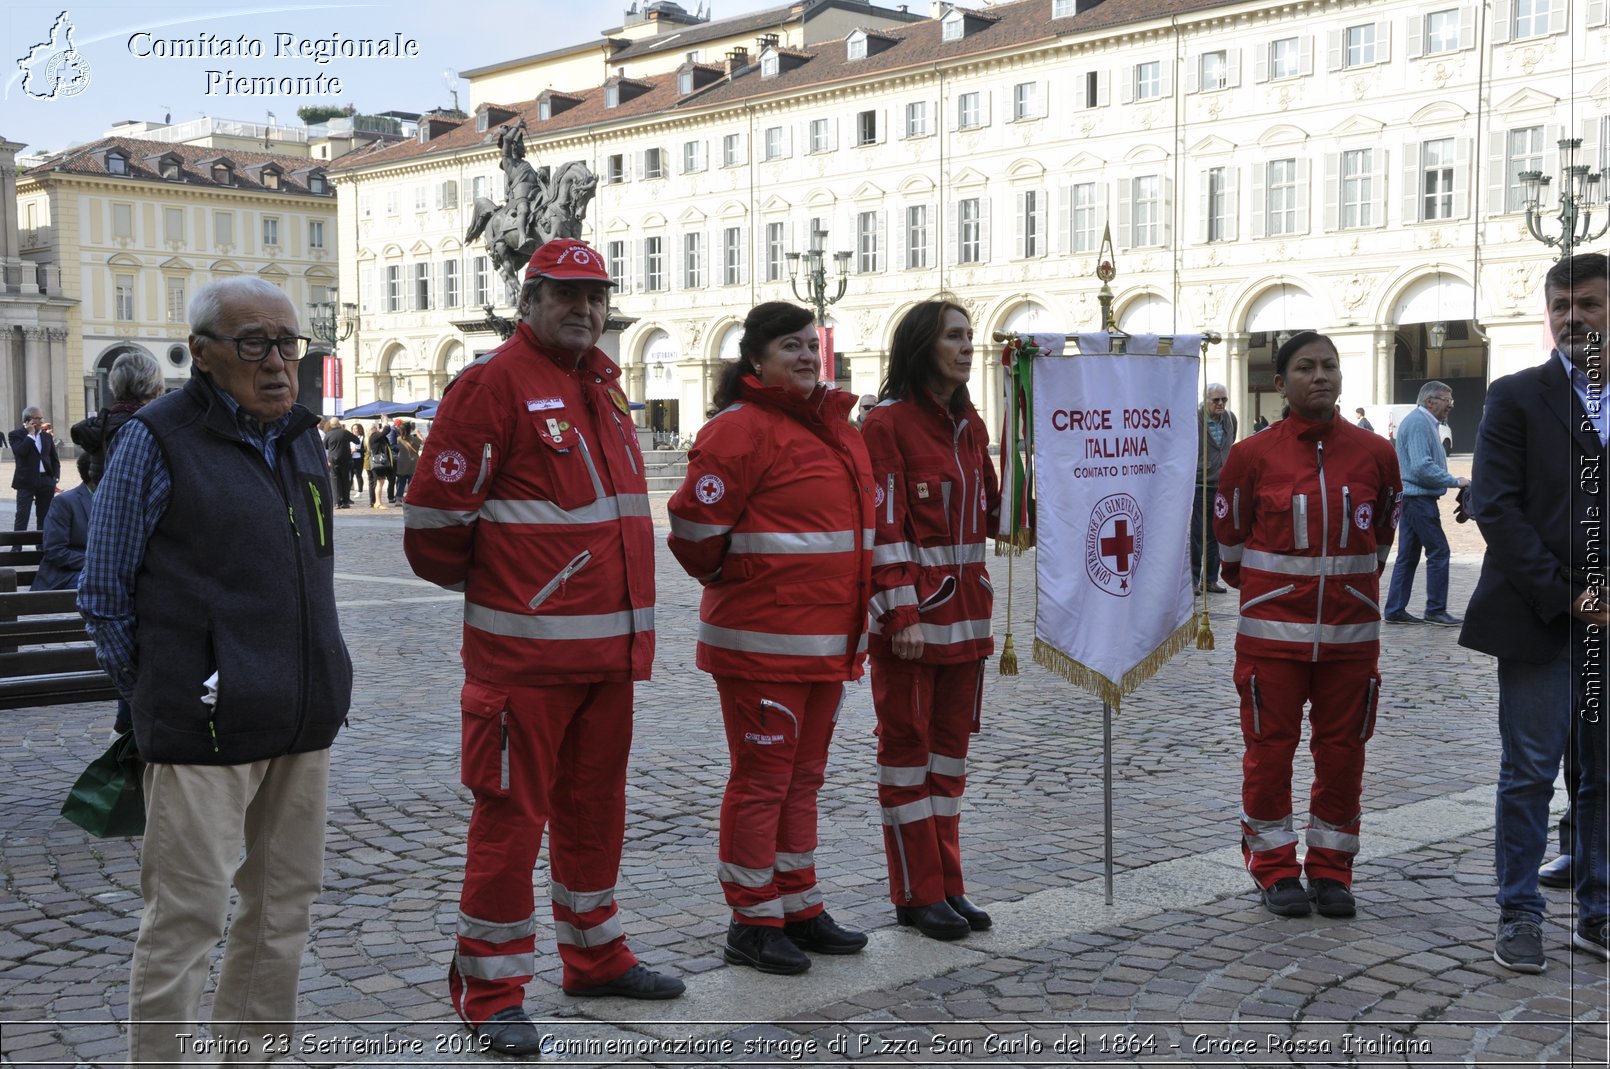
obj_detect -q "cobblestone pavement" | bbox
[2,481,1606,1068]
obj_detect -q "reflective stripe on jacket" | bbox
[667,376,873,682]
[1213,413,1402,662]
[403,322,654,684]
[862,391,1000,664]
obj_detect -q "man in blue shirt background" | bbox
[1383,380,1469,625]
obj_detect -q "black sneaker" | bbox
[1494,912,1546,973]
[724,922,811,974]
[473,1006,544,1058]
[783,911,867,955]
[1307,878,1356,918]
[563,963,685,999]
[1261,877,1311,917]
[1573,919,1609,961]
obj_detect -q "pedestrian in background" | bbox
[324,419,359,508]
[79,275,350,1067]
[1355,407,1374,432]
[404,238,679,1059]
[862,299,1000,942]
[1193,383,1236,595]
[668,301,873,976]
[349,422,366,497]
[856,393,878,427]
[1214,331,1401,920]
[1461,251,1609,973]
[9,405,59,531]
[1383,380,1468,626]
[393,420,421,501]
[366,423,394,508]
[31,452,93,592]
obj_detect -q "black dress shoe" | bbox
[783,911,867,954]
[474,1006,544,1058]
[895,900,971,941]
[1424,610,1463,626]
[1383,610,1421,623]
[945,894,992,931]
[724,922,811,974]
[1205,582,1227,593]
[563,963,685,999]
[1539,854,1574,889]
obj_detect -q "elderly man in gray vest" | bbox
[79,276,352,1066]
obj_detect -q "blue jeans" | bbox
[1495,636,1608,922]
[1384,495,1449,616]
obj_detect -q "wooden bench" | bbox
[0,529,45,590]
[0,588,118,710]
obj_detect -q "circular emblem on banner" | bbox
[695,474,725,504]
[1354,502,1374,530]
[1085,493,1144,598]
[872,482,885,508]
[1213,492,1229,519]
[434,449,468,483]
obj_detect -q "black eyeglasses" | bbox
[198,332,310,362]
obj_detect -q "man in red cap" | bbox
[404,238,680,1056]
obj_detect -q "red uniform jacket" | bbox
[403,322,654,684]
[862,391,1000,664]
[667,377,873,683]
[1213,413,1401,662]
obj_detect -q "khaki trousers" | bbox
[127,749,329,1068]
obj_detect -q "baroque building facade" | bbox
[331,0,1606,446]
[14,123,338,426]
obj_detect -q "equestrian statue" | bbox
[465,120,600,302]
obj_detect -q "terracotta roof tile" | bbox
[25,135,335,197]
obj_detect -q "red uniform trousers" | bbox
[449,676,638,1025]
[872,656,984,906]
[715,677,842,927]
[1233,656,1380,888]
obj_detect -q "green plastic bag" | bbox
[60,731,145,838]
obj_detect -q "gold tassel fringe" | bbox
[993,530,1035,556]
[1196,609,1216,650]
[998,632,1019,675]
[1032,615,1200,712]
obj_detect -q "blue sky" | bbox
[2,0,783,155]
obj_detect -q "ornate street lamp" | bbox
[786,228,852,325]
[1518,138,1608,258]
[308,290,356,347]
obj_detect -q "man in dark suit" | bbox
[1460,252,1609,974]
[9,405,60,530]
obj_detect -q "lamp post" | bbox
[308,290,356,415]
[786,228,852,325]
[1518,137,1609,258]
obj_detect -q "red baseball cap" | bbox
[523,239,615,285]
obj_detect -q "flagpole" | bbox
[1103,701,1114,906]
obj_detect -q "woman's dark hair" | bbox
[880,300,971,416]
[1272,330,1338,376]
[710,301,816,412]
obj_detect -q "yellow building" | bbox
[16,132,338,425]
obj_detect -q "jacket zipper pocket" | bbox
[886,473,896,525]
[1344,584,1381,615]
[1232,488,1242,530]
[1338,486,1352,549]
[610,410,639,475]
[471,443,493,495]
[1360,676,1378,739]
[576,435,607,500]
[1249,669,1263,736]
[1292,495,1309,550]
[529,549,592,609]
[499,709,510,791]
[1240,583,1296,612]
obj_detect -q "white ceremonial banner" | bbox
[1032,340,1201,704]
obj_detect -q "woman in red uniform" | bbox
[1213,331,1401,919]
[862,300,1000,941]
[668,302,874,975]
